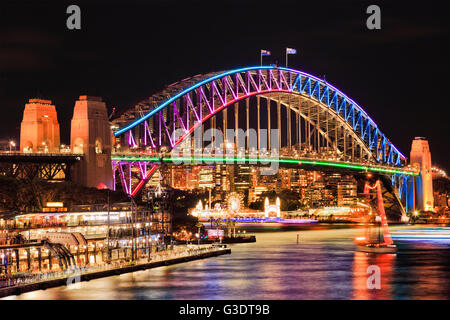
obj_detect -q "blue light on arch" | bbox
[114,65,405,161]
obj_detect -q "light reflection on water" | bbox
[4,227,450,300]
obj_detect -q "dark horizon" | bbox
[0,0,449,169]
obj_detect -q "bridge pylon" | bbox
[70,95,113,189]
[20,98,60,153]
[410,137,434,212]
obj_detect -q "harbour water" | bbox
[4,226,450,300]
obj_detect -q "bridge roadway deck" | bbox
[0,152,83,163]
[0,152,418,176]
[111,153,419,176]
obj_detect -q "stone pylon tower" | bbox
[20,99,60,153]
[410,137,434,211]
[70,95,113,189]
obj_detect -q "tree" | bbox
[0,176,129,213]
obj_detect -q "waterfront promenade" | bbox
[0,245,230,298]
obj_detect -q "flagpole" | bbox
[286,48,288,67]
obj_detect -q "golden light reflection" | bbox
[352,252,394,300]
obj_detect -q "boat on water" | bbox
[354,180,397,254]
[355,242,397,253]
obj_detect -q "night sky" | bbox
[0,0,449,168]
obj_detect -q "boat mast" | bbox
[364,180,394,246]
[375,180,394,246]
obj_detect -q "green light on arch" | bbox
[111,155,418,176]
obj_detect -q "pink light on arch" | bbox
[172,89,292,149]
[131,164,158,197]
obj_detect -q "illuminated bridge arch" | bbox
[111,66,407,195]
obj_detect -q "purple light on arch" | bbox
[114,65,405,159]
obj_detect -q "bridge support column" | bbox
[406,176,415,213]
[287,99,291,150]
[210,117,215,150]
[277,96,281,153]
[295,107,299,149]
[223,108,227,142]
[298,97,301,150]
[257,96,261,151]
[235,102,238,154]
[326,110,329,149]
[352,138,355,162]
[343,128,347,159]
[307,107,310,149]
[246,99,250,151]
[317,109,320,152]
[267,98,271,151]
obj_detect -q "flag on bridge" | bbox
[260,49,271,66]
[286,48,297,54]
[285,47,297,67]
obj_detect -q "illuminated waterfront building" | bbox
[434,192,449,208]
[298,170,308,187]
[170,167,189,190]
[0,202,171,273]
[431,167,447,179]
[214,164,231,193]
[336,176,358,206]
[304,181,333,207]
[198,166,215,189]
[149,170,163,188]
[289,169,306,194]
[234,164,251,193]
[186,166,201,190]
[277,168,291,192]
[248,185,269,204]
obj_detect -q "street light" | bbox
[195,233,200,246]
[41,141,48,153]
[195,222,203,246]
[9,140,15,152]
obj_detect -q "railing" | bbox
[0,151,83,157]
[0,245,226,290]
[112,152,420,175]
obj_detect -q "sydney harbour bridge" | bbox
[1,65,428,219]
[110,66,421,216]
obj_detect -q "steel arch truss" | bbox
[112,66,406,194]
[112,160,158,197]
